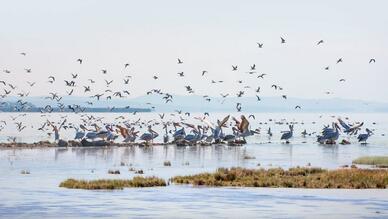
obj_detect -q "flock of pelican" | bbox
[5,113,372,147]
[61,115,373,146]
[0,37,379,146]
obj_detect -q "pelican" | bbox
[73,127,85,140]
[140,126,159,144]
[338,118,363,135]
[281,125,293,143]
[183,125,202,145]
[317,123,340,144]
[232,115,251,142]
[213,115,230,143]
[357,128,373,144]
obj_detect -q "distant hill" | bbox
[0,97,151,113]
[2,95,388,113]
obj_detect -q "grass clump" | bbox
[172,167,388,189]
[59,176,166,190]
[353,156,388,167]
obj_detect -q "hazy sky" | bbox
[0,0,387,102]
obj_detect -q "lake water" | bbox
[0,113,388,218]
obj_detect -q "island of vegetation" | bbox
[59,176,166,190]
[171,167,388,189]
[353,156,388,168]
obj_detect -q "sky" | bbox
[0,0,387,102]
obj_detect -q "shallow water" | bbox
[0,113,388,218]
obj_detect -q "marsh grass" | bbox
[172,167,388,189]
[353,156,388,167]
[59,176,166,190]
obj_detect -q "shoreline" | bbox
[0,140,246,148]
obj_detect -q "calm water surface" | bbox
[0,113,388,218]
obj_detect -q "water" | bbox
[0,113,388,218]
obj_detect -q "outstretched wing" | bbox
[217,115,230,128]
[338,118,350,130]
[239,115,249,132]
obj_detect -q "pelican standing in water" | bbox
[281,125,293,144]
[357,128,373,144]
[317,123,340,144]
[140,126,159,145]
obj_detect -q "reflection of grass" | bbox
[353,156,388,167]
[172,167,388,189]
[60,176,166,190]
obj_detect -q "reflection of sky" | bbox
[1,142,388,218]
[0,0,387,101]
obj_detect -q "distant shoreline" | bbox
[0,107,152,113]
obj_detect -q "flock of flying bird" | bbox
[0,37,379,145]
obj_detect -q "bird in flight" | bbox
[177,58,183,64]
[257,42,263,48]
[220,93,229,98]
[369,58,376,63]
[105,80,113,86]
[232,65,238,71]
[202,70,207,76]
[295,105,301,109]
[77,58,83,64]
[317,40,324,45]
[336,58,343,64]
[280,37,286,44]
[257,73,266,79]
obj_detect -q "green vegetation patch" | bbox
[353,156,388,167]
[172,167,388,189]
[60,176,166,190]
